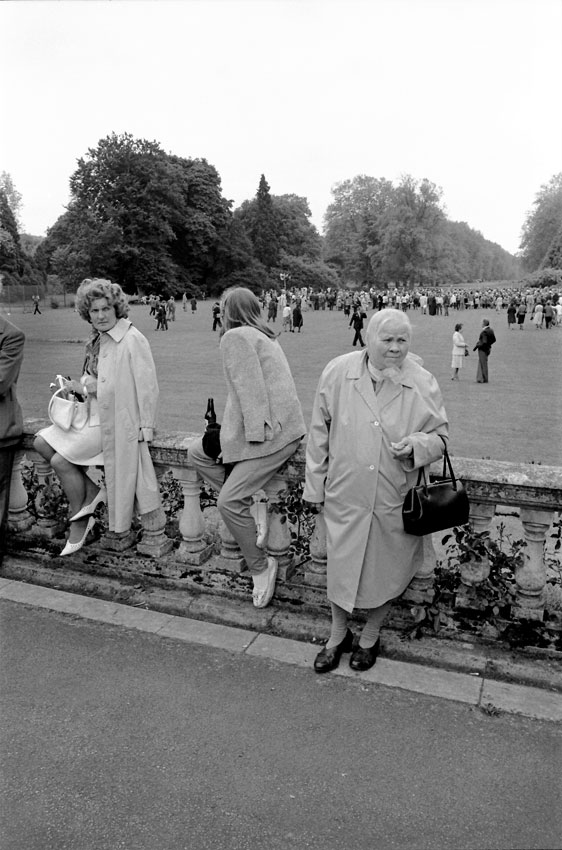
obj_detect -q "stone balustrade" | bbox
[6,420,562,625]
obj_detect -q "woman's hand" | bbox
[54,377,82,396]
[389,438,414,460]
[81,375,98,397]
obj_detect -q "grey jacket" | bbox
[219,326,306,463]
[0,317,25,448]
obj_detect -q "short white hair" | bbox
[367,308,412,339]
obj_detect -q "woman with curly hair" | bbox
[34,278,161,555]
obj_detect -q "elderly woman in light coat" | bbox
[34,278,161,555]
[304,308,448,673]
[189,287,306,609]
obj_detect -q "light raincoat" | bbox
[304,350,448,613]
[95,319,161,533]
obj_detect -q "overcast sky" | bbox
[2,0,561,255]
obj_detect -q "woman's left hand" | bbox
[389,438,414,460]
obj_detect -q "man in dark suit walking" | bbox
[0,314,25,565]
[473,318,496,383]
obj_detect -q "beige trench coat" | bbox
[303,351,448,613]
[219,327,306,463]
[94,319,160,533]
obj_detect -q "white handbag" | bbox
[48,388,89,431]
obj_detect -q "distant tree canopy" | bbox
[233,177,336,292]
[323,174,521,288]
[7,138,539,301]
[38,133,233,296]
[520,173,562,272]
[37,140,339,296]
[0,182,46,292]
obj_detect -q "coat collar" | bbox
[345,350,418,387]
[102,317,131,343]
[345,350,419,413]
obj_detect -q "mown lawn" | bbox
[8,298,562,465]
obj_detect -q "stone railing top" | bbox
[21,420,562,512]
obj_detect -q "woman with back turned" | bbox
[189,287,306,608]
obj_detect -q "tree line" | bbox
[1,133,561,298]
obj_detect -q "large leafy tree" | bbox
[324,173,520,287]
[323,175,394,287]
[520,173,562,271]
[41,132,232,295]
[369,177,448,285]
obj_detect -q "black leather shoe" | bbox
[314,629,354,674]
[349,638,381,671]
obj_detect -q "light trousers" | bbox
[189,436,302,574]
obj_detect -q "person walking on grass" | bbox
[349,307,366,347]
[212,301,222,332]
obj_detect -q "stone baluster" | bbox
[262,472,295,581]
[26,449,66,538]
[173,464,214,565]
[403,534,437,603]
[460,502,496,587]
[305,509,327,589]
[454,502,497,609]
[218,518,246,572]
[8,450,33,533]
[136,465,174,558]
[514,509,552,620]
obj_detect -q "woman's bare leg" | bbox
[33,437,94,543]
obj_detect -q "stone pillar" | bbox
[136,465,174,558]
[459,502,496,587]
[174,465,214,565]
[8,450,33,532]
[263,473,294,581]
[137,505,174,558]
[403,534,437,603]
[514,509,551,620]
[218,518,246,573]
[27,450,66,538]
[305,509,327,589]
[100,528,137,552]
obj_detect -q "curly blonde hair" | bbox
[75,278,129,323]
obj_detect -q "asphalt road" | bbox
[1,600,561,850]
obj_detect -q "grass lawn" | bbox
[6,299,562,466]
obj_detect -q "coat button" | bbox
[369,465,375,470]
[374,421,379,426]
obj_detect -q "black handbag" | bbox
[402,441,469,536]
[202,397,222,460]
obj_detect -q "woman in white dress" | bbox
[451,323,468,380]
[34,278,161,556]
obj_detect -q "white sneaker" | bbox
[252,557,278,608]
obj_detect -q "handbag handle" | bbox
[414,436,459,493]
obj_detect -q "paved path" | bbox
[1,580,561,850]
